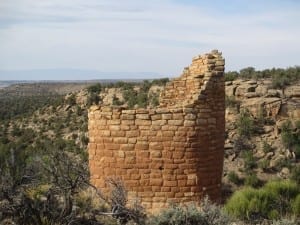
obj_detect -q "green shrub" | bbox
[225,180,300,221]
[262,141,273,153]
[275,158,292,171]
[282,131,295,149]
[222,66,300,85]
[271,73,290,89]
[122,88,137,108]
[281,120,300,158]
[292,194,300,216]
[149,92,160,107]
[137,92,148,108]
[242,151,257,172]
[112,94,123,106]
[141,80,152,92]
[264,180,299,200]
[239,67,256,79]
[151,78,169,86]
[237,110,254,138]
[224,187,257,220]
[87,83,102,93]
[233,135,252,152]
[227,171,242,185]
[86,83,102,106]
[224,71,238,81]
[258,159,270,171]
[244,173,260,188]
[291,165,300,184]
[87,93,101,106]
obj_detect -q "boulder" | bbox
[285,84,300,98]
[241,97,281,118]
[246,80,257,85]
[279,99,300,119]
[235,84,257,97]
[265,89,282,98]
[244,92,259,98]
[225,81,232,86]
[225,85,237,96]
[255,85,268,96]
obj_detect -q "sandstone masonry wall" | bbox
[88,50,225,212]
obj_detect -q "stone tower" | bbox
[88,50,225,212]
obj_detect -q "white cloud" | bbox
[0,0,299,79]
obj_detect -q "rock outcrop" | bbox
[224,79,300,188]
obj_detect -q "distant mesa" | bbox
[0,69,162,81]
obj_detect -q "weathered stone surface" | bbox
[235,84,257,97]
[285,84,300,98]
[255,84,268,96]
[88,50,225,213]
[241,97,281,118]
[225,85,237,96]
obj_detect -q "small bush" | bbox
[244,173,260,188]
[147,197,230,225]
[137,92,148,108]
[262,141,273,153]
[147,204,207,225]
[280,120,300,159]
[87,93,101,106]
[291,165,300,184]
[227,171,242,185]
[225,180,300,221]
[281,131,295,149]
[292,194,300,216]
[271,73,290,89]
[242,151,257,172]
[224,71,238,81]
[264,180,299,200]
[233,135,252,152]
[151,78,169,86]
[258,159,270,171]
[240,67,256,79]
[224,187,257,220]
[112,94,123,106]
[87,83,102,94]
[275,158,292,171]
[237,110,255,138]
[149,92,160,107]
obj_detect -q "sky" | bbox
[0,0,299,80]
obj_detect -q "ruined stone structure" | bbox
[88,50,225,212]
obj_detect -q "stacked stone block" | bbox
[88,50,225,213]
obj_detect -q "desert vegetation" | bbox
[225,66,300,89]
[0,72,300,224]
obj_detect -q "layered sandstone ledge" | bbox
[88,50,225,212]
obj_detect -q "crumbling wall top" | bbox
[159,50,224,107]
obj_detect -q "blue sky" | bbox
[0,0,299,80]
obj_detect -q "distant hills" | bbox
[0,69,164,81]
